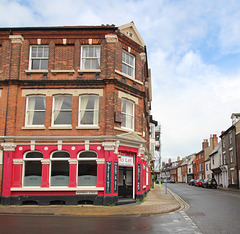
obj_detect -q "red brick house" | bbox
[0,22,152,205]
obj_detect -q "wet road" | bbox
[0,184,239,233]
[167,183,240,234]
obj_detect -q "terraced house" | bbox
[0,22,153,205]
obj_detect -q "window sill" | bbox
[49,126,72,130]
[78,69,101,73]
[51,70,75,74]
[115,70,143,85]
[114,126,142,135]
[25,70,49,73]
[76,126,100,130]
[22,126,46,130]
[11,186,104,192]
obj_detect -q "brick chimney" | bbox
[162,162,165,167]
[202,139,208,150]
[177,156,180,161]
[168,158,171,163]
[209,134,218,149]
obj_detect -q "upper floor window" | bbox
[230,150,233,163]
[81,45,100,70]
[122,50,135,78]
[79,95,99,126]
[29,46,49,70]
[121,98,134,130]
[52,95,72,126]
[229,133,232,144]
[25,95,46,126]
[23,151,43,187]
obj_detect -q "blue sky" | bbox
[1,0,240,163]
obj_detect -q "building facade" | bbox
[0,23,152,205]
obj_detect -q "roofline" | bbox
[0,25,118,32]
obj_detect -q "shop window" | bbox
[25,95,46,126]
[23,152,43,186]
[78,151,97,186]
[122,50,135,78]
[52,95,72,126]
[81,45,100,70]
[121,98,134,130]
[79,95,99,126]
[29,46,49,70]
[51,151,70,186]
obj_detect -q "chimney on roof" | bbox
[162,162,165,167]
[177,156,180,161]
[210,134,218,149]
[202,139,208,150]
[168,158,171,163]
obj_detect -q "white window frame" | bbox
[230,150,233,163]
[23,151,43,187]
[78,95,99,126]
[52,95,72,126]
[29,46,49,70]
[25,95,46,127]
[122,50,135,78]
[81,45,101,70]
[77,151,98,187]
[121,98,135,131]
[50,151,70,187]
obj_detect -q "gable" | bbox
[118,22,145,47]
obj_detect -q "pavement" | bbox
[0,185,182,217]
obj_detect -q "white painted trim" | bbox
[11,187,104,192]
[76,126,100,130]
[51,70,75,73]
[115,69,143,85]
[118,90,139,104]
[25,70,48,73]
[78,69,101,73]
[22,126,46,130]
[114,126,141,135]
[49,126,72,130]
[22,89,103,97]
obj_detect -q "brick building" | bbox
[0,22,152,205]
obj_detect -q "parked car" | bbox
[195,179,204,187]
[189,179,196,186]
[202,178,217,189]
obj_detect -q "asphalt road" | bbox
[0,184,239,234]
[167,183,240,234]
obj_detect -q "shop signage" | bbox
[114,162,118,193]
[137,164,141,191]
[106,161,112,193]
[118,156,133,166]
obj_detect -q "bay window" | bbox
[25,95,46,126]
[52,95,72,126]
[121,98,134,130]
[81,45,100,70]
[79,95,99,126]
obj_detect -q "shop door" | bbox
[118,166,133,198]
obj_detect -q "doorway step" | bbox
[116,198,136,206]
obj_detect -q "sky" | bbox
[1,0,240,163]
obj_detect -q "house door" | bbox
[118,166,133,198]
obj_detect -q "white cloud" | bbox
[1,0,240,161]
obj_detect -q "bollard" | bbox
[159,181,161,189]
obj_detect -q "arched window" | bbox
[78,151,97,186]
[23,152,43,186]
[51,151,70,186]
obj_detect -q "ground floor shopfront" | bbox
[1,134,151,205]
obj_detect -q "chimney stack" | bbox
[177,156,180,161]
[202,139,208,150]
[162,162,165,167]
[168,158,171,163]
